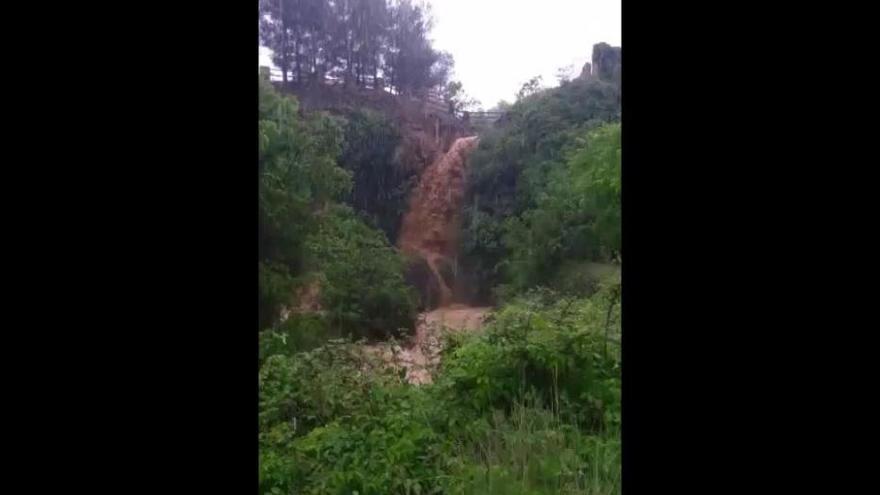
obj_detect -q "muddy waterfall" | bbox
[363,135,490,385]
[398,136,480,308]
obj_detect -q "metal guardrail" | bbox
[264,67,351,86]
[466,111,505,125]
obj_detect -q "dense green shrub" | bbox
[259,340,444,495]
[460,77,620,299]
[444,285,620,495]
[446,399,620,495]
[337,108,414,241]
[259,341,398,441]
[437,284,620,431]
[502,124,621,292]
[259,79,417,341]
[259,78,351,330]
[259,261,297,331]
[258,284,621,495]
[290,389,447,494]
[258,59,622,495]
[305,205,417,340]
[259,314,334,364]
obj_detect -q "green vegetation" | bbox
[305,204,416,339]
[259,79,416,346]
[260,0,454,96]
[258,35,622,492]
[461,74,621,302]
[260,283,620,494]
[337,108,413,242]
[258,77,349,330]
[502,124,621,294]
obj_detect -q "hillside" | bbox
[258,1,622,489]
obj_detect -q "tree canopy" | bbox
[460,73,621,301]
[258,31,623,494]
[260,0,452,95]
[258,78,416,340]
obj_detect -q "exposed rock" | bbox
[579,61,592,79]
[592,42,622,84]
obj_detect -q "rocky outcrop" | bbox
[579,62,593,80]
[591,42,621,84]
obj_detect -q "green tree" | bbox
[305,205,417,339]
[259,0,452,93]
[258,78,351,328]
[259,0,294,83]
[460,70,621,299]
[516,75,544,100]
[259,79,416,340]
[442,80,481,116]
[337,108,412,240]
[502,123,621,292]
[385,0,445,94]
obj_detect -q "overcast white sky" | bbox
[260,0,620,109]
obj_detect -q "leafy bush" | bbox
[502,123,621,292]
[437,284,620,432]
[259,261,297,331]
[257,65,622,495]
[259,79,417,342]
[258,285,621,495]
[259,78,351,330]
[460,77,620,298]
[305,205,417,340]
[290,388,447,494]
[259,340,447,495]
[446,399,620,495]
[259,314,333,364]
[337,108,413,241]
[259,341,398,441]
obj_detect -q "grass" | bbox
[446,396,621,495]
